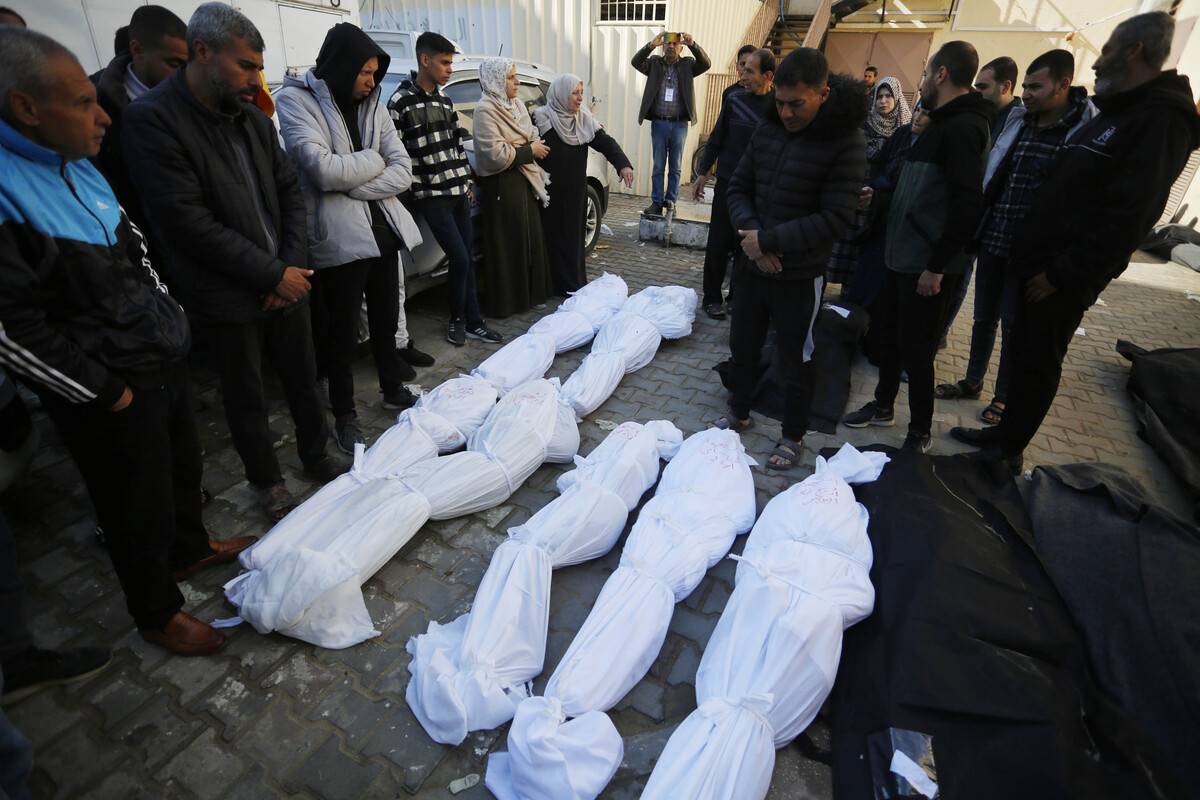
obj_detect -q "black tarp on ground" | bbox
[1027,463,1200,788]
[1116,340,1200,517]
[714,302,869,434]
[829,448,1185,800]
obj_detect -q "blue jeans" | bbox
[650,120,688,205]
[417,195,483,325]
[964,250,1019,403]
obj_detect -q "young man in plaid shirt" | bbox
[387,31,502,347]
[935,49,1096,426]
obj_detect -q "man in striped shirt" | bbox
[387,31,501,347]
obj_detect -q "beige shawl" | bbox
[473,57,550,207]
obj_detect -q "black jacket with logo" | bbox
[122,70,308,324]
[1008,70,1200,307]
[726,75,868,281]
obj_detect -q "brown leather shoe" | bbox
[173,536,257,581]
[139,611,227,656]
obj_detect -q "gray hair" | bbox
[0,27,77,117]
[1113,11,1175,69]
[186,2,264,57]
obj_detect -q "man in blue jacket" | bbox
[0,27,254,655]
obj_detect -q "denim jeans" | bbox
[964,250,1019,402]
[650,119,688,205]
[418,195,483,325]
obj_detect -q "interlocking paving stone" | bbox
[4,194,1199,798]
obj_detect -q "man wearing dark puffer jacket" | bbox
[843,41,995,454]
[719,48,867,471]
[951,12,1200,471]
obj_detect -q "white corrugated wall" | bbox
[361,0,766,196]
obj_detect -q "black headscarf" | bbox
[312,23,390,151]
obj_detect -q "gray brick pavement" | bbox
[3,193,1199,798]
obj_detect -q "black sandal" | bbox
[767,439,802,471]
[934,380,982,400]
[714,415,755,433]
[979,401,1006,425]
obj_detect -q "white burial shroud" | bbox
[485,428,758,800]
[226,378,579,649]
[471,273,629,395]
[223,278,699,650]
[236,272,628,572]
[640,444,889,800]
[405,419,685,745]
[559,285,698,419]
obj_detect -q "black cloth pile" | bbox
[1116,340,1200,516]
[830,448,1188,800]
[714,301,869,433]
[1026,463,1200,788]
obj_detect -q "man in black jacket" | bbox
[720,48,867,470]
[123,2,345,522]
[90,5,187,237]
[0,27,255,655]
[632,31,711,216]
[951,12,1200,470]
[843,41,994,454]
[694,47,775,319]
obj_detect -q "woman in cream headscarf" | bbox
[533,73,634,295]
[472,57,553,318]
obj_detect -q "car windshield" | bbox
[445,76,547,138]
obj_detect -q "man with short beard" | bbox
[123,2,346,522]
[951,11,1200,471]
[90,5,187,237]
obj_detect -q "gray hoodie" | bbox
[274,70,422,268]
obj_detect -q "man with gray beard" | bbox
[123,2,347,521]
[950,11,1200,471]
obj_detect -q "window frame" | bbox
[596,0,669,26]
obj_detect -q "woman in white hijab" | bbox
[472,57,553,318]
[533,73,635,295]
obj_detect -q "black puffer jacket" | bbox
[726,74,868,281]
[1009,70,1200,307]
[122,69,308,324]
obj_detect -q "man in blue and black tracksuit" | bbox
[0,28,255,656]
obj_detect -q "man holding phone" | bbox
[633,30,710,216]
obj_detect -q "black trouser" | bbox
[993,287,1087,456]
[872,270,961,436]
[315,253,407,418]
[418,195,483,325]
[0,511,31,661]
[38,364,209,630]
[206,305,329,488]
[728,265,825,441]
[701,182,738,307]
